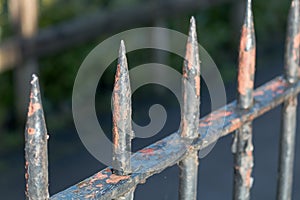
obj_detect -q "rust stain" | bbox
[245,150,253,188]
[85,193,96,199]
[228,118,242,133]
[293,32,300,61]
[245,168,252,188]
[106,174,129,184]
[264,79,286,92]
[112,124,119,149]
[25,161,29,182]
[182,68,188,78]
[139,148,155,155]
[27,128,35,135]
[28,102,41,117]
[194,76,200,96]
[254,90,264,96]
[238,25,256,96]
[205,110,232,122]
[199,121,213,127]
[95,172,108,180]
[185,43,193,70]
[77,181,88,189]
[88,172,108,184]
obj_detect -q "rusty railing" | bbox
[23,0,300,199]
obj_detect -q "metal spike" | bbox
[112,40,133,176]
[284,0,300,84]
[277,1,299,200]
[237,0,256,110]
[25,74,49,200]
[181,16,201,139]
[233,1,256,199]
[179,16,200,200]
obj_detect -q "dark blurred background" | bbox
[0,0,299,199]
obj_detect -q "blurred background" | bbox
[0,0,299,199]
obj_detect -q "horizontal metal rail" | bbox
[50,75,300,199]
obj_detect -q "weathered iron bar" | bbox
[232,0,256,199]
[112,40,134,200]
[277,0,300,199]
[50,75,300,200]
[24,74,49,200]
[178,17,200,200]
[0,0,233,72]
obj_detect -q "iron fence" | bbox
[23,0,300,199]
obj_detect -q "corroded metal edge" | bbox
[51,76,300,200]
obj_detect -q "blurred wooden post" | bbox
[9,0,39,124]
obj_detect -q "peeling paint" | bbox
[106,174,130,184]
[27,102,41,117]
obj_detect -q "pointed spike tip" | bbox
[31,74,38,85]
[188,16,197,41]
[119,40,126,57]
[245,0,254,27]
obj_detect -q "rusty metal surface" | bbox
[277,97,298,200]
[237,0,256,110]
[112,40,133,176]
[277,1,300,199]
[179,17,200,200]
[232,0,256,199]
[112,40,134,199]
[24,74,49,200]
[50,76,300,200]
[284,0,300,84]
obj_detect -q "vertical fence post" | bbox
[178,17,201,200]
[232,0,256,199]
[277,0,299,199]
[112,40,134,200]
[24,74,49,200]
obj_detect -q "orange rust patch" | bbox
[264,80,286,92]
[182,68,188,78]
[112,124,119,148]
[28,102,41,117]
[245,168,252,188]
[95,172,108,180]
[185,43,193,70]
[238,25,256,96]
[85,193,96,199]
[293,32,300,61]
[89,172,108,184]
[254,90,264,96]
[205,110,232,122]
[139,148,155,155]
[27,128,35,135]
[77,181,88,188]
[106,174,129,184]
[228,118,242,133]
[199,121,213,127]
[194,76,200,96]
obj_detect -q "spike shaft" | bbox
[277,1,299,200]
[233,1,256,200]
[112,41,134,200]
[25,75,49,200]
[179,17,200,200]
[237,0,256,110]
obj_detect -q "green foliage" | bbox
[0,0,291,140]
